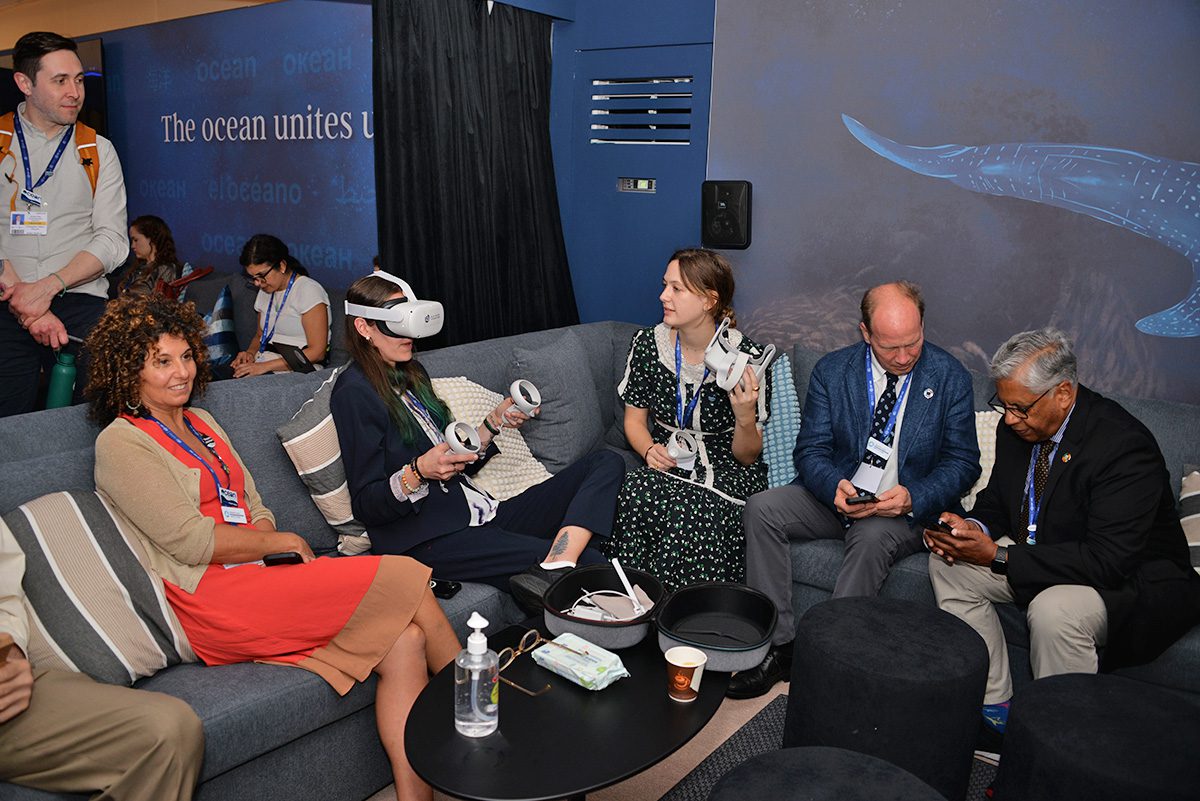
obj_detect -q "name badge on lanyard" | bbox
[10,210,48,235]
[866,437,893,461]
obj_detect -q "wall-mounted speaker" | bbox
[701,180,752,249]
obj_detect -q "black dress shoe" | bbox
[508,565,571,613]
[726,642,793,700]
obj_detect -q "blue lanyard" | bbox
[12,114,73,200]
[864,347,911,441]
[146,413,233,501]
[675,334,711,429]
[1023,440,1057,545]
[258,272,297,354]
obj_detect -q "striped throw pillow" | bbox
[1181,470,1199,576]
[4,490,196,685]
[276,365,369,554]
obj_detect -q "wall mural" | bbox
[707,0,1200,404]
[842,114,1200,338]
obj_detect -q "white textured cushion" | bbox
[962,410,1001,512]
[433,377,552,500]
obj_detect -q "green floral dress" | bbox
[608,324,771,590]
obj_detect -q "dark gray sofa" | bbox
[787,345,1200,701]
[0,319,642,801]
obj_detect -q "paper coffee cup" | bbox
[665,646,707,703]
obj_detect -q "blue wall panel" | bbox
[102,0,376,289]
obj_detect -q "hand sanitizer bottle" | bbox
[454,611,498,737]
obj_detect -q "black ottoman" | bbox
[784,598,987,801]
[993,673,1200,801]
[708,746,946,801]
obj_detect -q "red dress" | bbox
[125,412,431,694]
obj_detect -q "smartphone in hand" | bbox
[926,519,954,534]
[263,551,304,567]
[845,490,878,505]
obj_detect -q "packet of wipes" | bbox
[531,632,630,691]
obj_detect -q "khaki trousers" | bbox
[929,538,1108,704]
[0,668,204,800]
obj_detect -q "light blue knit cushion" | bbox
[762,354,801,488]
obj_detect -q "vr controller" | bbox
[509,379,541,415]
[345,271,444,339]
[666,430,698,471]
[703,317,777,392]
[444,421,482,455]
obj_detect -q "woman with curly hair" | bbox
[116,215,184,297]
[86,294,459,801]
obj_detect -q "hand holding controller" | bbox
[509,379,542,416]
[666,430,698,471]
[444,421,482,455]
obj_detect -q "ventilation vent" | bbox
[590,76,692,146]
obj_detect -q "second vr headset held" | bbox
[345,271,444,339]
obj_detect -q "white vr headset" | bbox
[703,317,777,391]
[345,271,444,339]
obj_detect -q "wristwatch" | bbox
[990,545,1009,576]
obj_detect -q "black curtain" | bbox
[372,0,579,346]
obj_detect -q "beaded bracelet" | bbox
[409,458,426,483]
[482,417,501,436]
[399,467,417,496]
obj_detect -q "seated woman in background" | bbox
[86,294,458,801]
[115,214,184,297]
[332,273,625,610]
[607,247,771,590]
[230,234,329,378]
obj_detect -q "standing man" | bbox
[730,281,980,698]
[0,31,128,417]
[0,520,205,798]
[926,328,1200,733]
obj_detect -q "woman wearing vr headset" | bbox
[229,234,330,378]
[608,248,772,591]
[332,273,625,611]
[86,294,461,801]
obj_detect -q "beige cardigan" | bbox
[94,409,276,593]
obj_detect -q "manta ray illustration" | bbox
[842,114,1200,338]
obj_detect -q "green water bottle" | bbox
[46,351,76,409]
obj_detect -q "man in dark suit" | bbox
[731,281,981,698]
[927,327,1200,733]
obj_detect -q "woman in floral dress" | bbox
[608,248,771,590]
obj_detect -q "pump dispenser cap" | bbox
[466,611,490,655]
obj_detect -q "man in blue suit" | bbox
[729,281,980,698]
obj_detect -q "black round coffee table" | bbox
[405,624,729,801]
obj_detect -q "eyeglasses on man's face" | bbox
[988,387,1051,420]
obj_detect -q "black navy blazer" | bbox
[330,362,499,554]
[971,385,1199,667]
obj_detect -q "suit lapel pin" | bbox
[923,388,934,399]
[1061,453,1072,463]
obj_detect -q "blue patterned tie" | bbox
[862,372,899,468]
